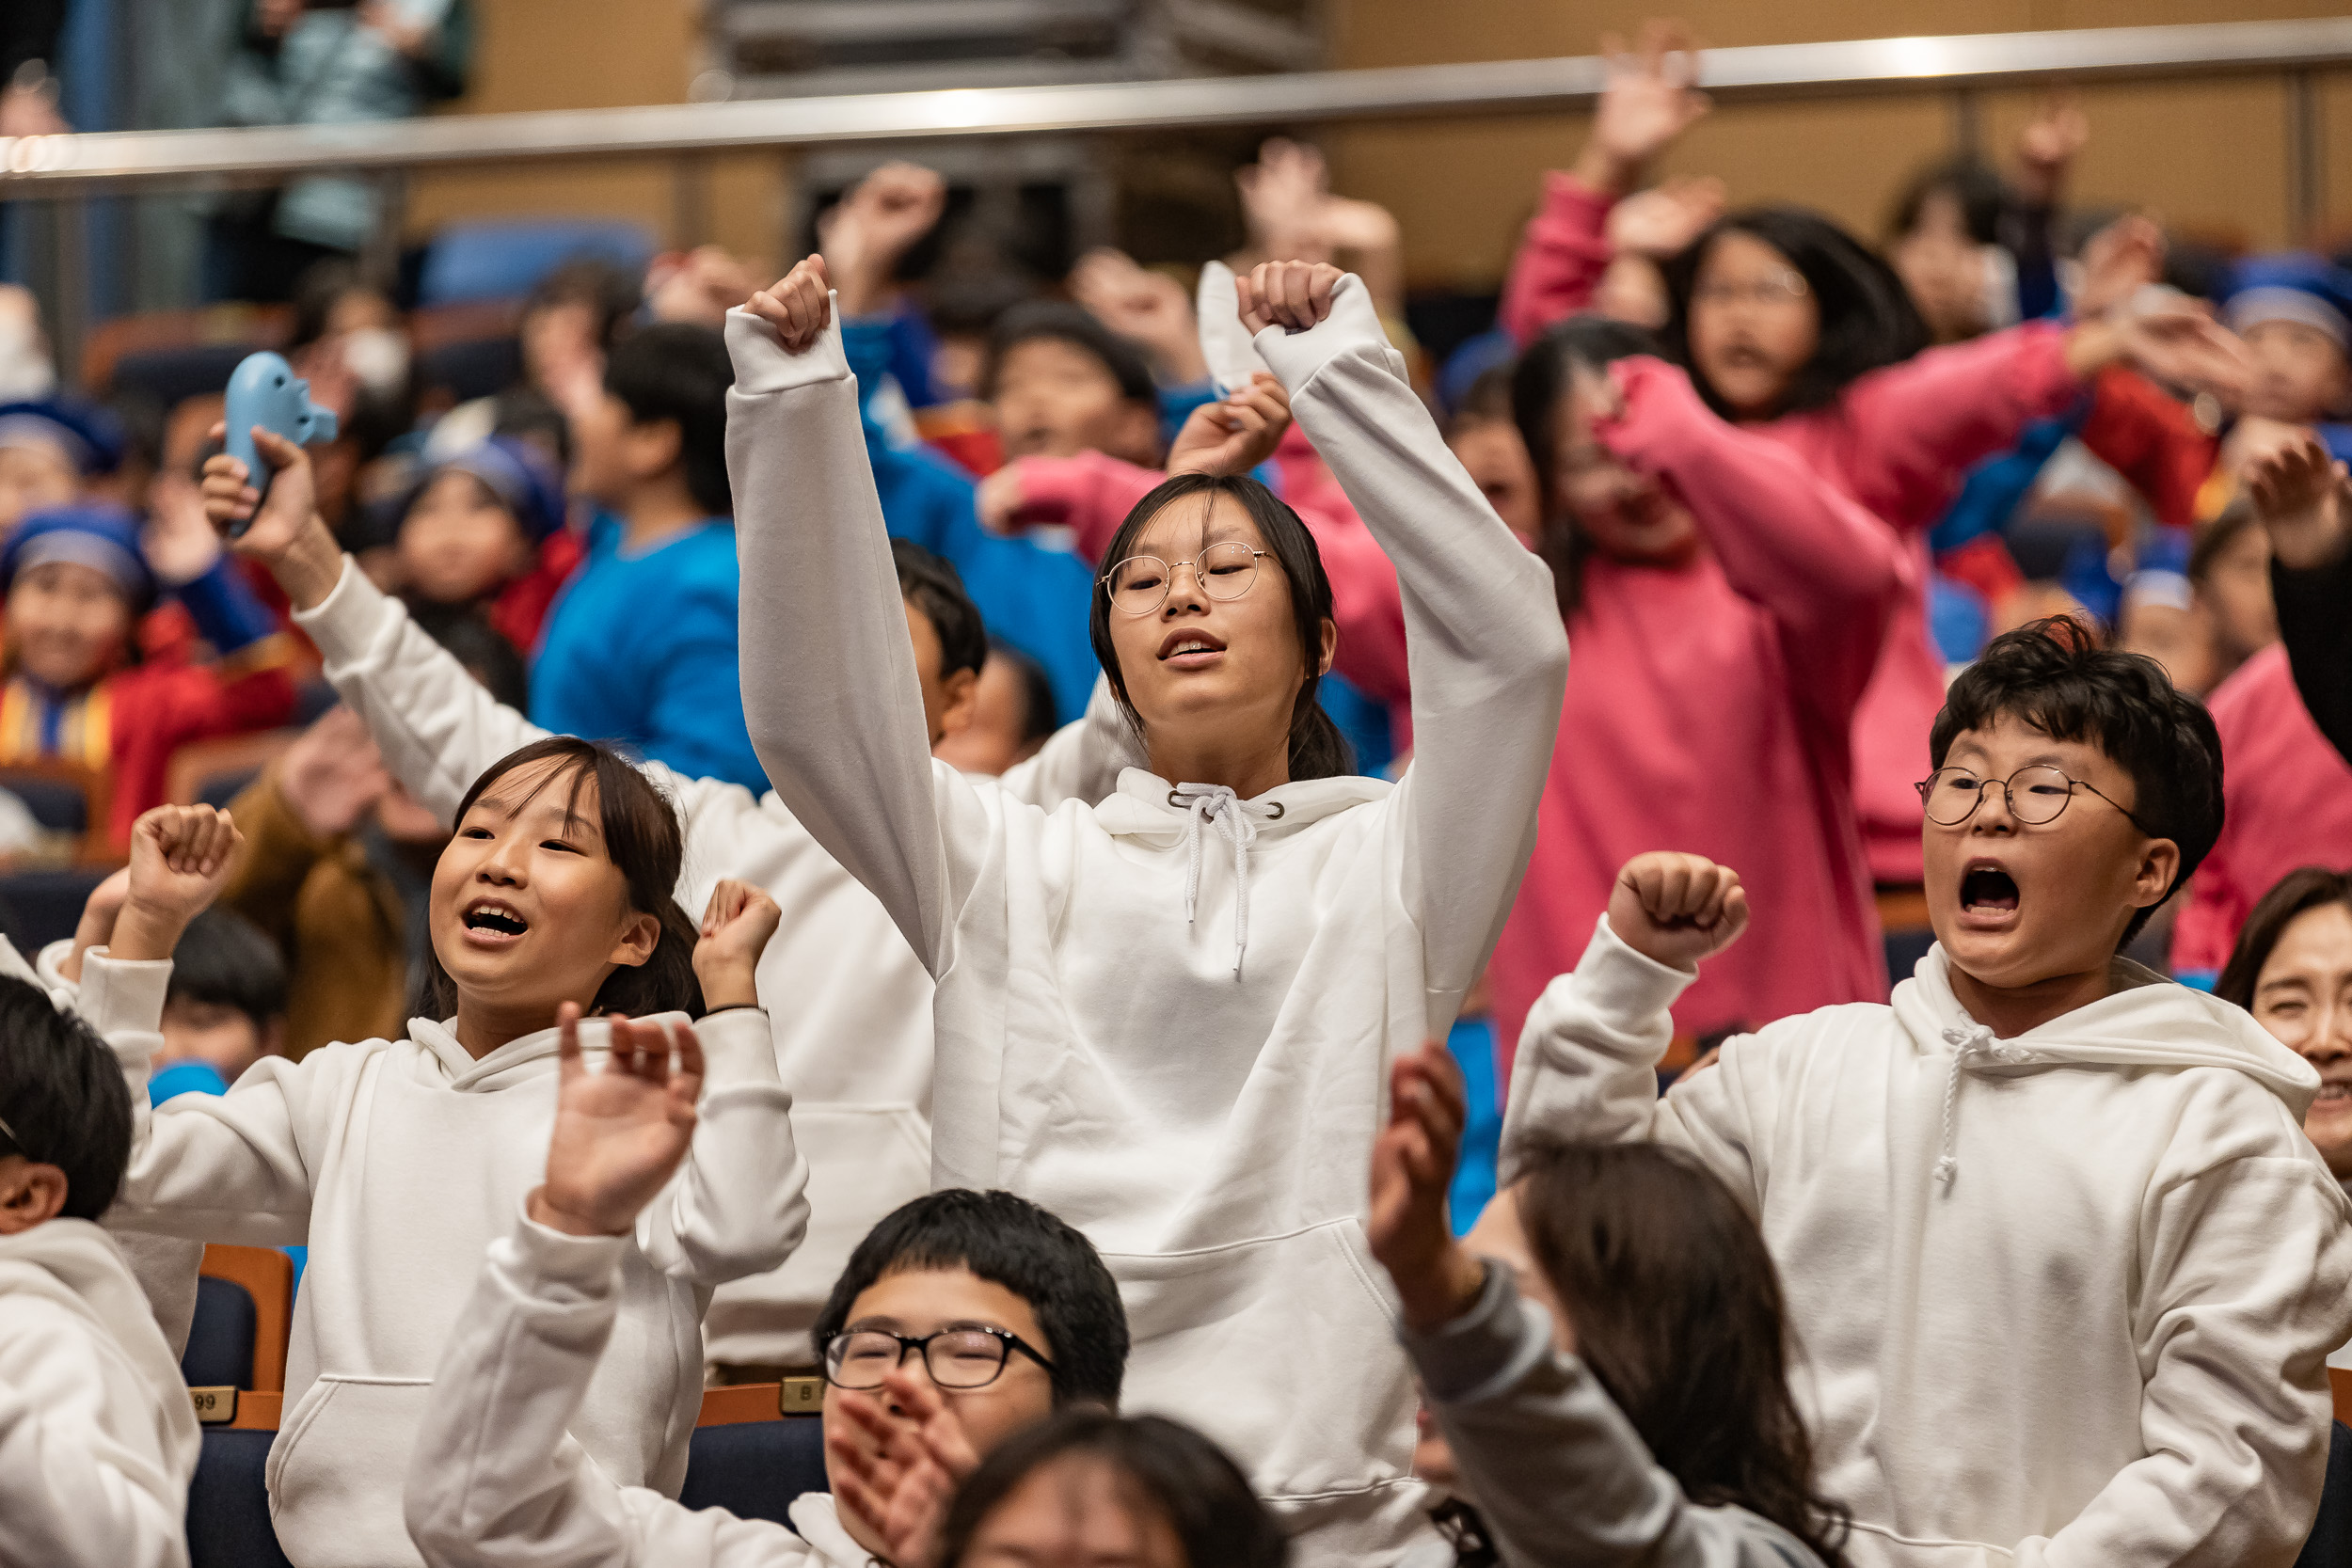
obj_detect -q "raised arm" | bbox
[1597,356,1909,728]
[2249,437,2352,765]
[1246,262,1567,1030]
[726,260,963,972]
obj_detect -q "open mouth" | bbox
[463,901,529,939]
[2317,1083,2352,1105]
[1158,630,1227,666]
[1960,865,2020,915]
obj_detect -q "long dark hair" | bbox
[1509,314,1666,622]
[1087,472,1351,782]
[415,736,704,1022]
[935,1408,1287,1568]
[1515,1138,1849,1565]
[2217,866,2352,1010]
[1662,206,1929,421]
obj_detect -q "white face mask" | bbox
[0,292,57,403]
[341,326,411,398]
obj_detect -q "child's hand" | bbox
[1369,1041,1486,1333]
[2107,293,2253,407]
[200,424,345,610]
[1604,175,1725,260]
[828,1366,978,1568]
[1236,261,1344,335]
[745,258,834,355]
[2069,214,2165,321]
[1577,21,1710,194]
[63,867,132,984]
[112,805,243,962]
[531,1006,702,1237]
[1609,850,1749,970]
[819,163,946,318]
[278,705,394,839]
[2247,435,2350,572]
[692,879,781,1011]
[1168,373,1292,478]
[1234,138,1335,262]
[1070,248,1208,383]
[975,464,1029,536]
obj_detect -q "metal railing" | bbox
[1,17,2344,376]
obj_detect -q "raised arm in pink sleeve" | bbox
[1499,174,1617,347]
[1599,356,1910,732]
[1008,450,1165,566]
[2075,365,2217,534]
[1830,320,2086,532]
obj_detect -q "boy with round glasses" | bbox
[405,1019,1129,1568]
[1506,615,2352,1568]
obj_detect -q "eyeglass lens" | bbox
[1107,542,1259,614]
[825,1329,1011,1389]
[1921,765,2076,826]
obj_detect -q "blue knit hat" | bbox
[2225,253,2352,349]
[0,398,125,477]
[401,435,567,543]
[3,502,157,612]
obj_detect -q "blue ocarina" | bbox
[223,351,338,537]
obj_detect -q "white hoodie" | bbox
[289,560,1133,1370]
[76,949,809,1568]
[725,273,1570,1564]
[405,1211,870,1568]
[1508,917,2352,1568]
[0,1218,202,1568]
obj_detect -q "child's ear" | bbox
[1317,616,1338,677]
[609,909,662,971]
[0,1158,69,1236]
[938,666,981,742]
[2133,837,2183,910]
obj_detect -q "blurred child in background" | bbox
[392,434,574,654]
[0,397,119,535]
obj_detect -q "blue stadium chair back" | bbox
[417,221,657,306]
[187,1429,295,1568]
[679,1418,829,1529]
[182,1275,258,1391]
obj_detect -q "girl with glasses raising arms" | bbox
[725,254,1567,1565]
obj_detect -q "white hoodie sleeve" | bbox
[724,299,981,976]
[1502,918,1766,1202]
[406,1211,823,1568]
[1249,276,1569,1032]
[1406,1262,1825,1568]
[76,950,318,1247]
[632,1007,810,1287]
[0,1300,190,1568]
[2013,1127,2352,1568]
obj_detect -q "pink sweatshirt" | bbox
[2171,643,2352,975]
[1016,359,1904,1060]
[1502,174,2089,882]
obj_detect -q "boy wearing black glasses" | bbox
[1506,616,2352,1568]
[405,1024,1128,1568]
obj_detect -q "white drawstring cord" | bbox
[1171,784,1279,979]
[1933,1022,2030,1189]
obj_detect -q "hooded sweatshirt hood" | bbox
[0,1220,198,1454]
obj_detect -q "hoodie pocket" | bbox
[1103,1217,1416,1505]
[266,1374,436,1567]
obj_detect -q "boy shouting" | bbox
[1507,617,2352,1568]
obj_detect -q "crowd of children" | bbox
[4,16,2352,1568]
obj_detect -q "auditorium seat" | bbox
[680,1416,828,1528]
[2295,1420,2352,1568]
[416,219,656,306]
[187,1428,295,1568]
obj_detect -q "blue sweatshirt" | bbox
[530,512,767,791]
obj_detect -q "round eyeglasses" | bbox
[820,1326,1056,1391]
[1691,269,1809,309]
[1101,543,1266,616]
[1915,765,2154,833]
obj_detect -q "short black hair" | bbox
[1663,206,1930,420]
[167,910,288,1036]
[936,1410,1286,1568]
[989,640,1058,751]
[407,602,532,712]
[894,538,987,682]
[980,302,1157,406]
[1929,616,2225,946]
[525,255,645,353]
[1885,158,2007,246]
[811,1190,1129,1408]
[602,323,734,516]
[0,975,132,1221]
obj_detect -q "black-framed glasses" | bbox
[1100,543,1267,616]
[820,1326,1056,1391]
[1915,765,2156,834]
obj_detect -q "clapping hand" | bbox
[692,879,781,1011]
[827,1367,980,1568]
[1368,1041,1486,1332]
[1608,850,1750,970]
[530,1006,703,1238]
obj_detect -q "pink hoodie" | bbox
[1013,358,1905,1060]
[1501,174,2089,883]
[2171,643,2352,975]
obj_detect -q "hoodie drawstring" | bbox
[1933,1022,2032,1189]
[1172,784,1280,979]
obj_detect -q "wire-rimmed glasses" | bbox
[819,1326,1057,1391]
[1100,543,1267,616]
[1915,765,2154,833]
